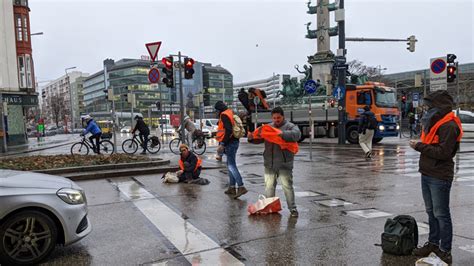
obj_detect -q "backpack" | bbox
[367,114,378,130]
[232,115,245,139]
[381,215,418,255]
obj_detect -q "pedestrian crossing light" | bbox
[447,53,457,83]
[406,35,417,52]
[161,56,174,88]
[184,57,195,79]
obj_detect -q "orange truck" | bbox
[249,82,400,144]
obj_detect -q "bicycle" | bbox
[70,136,115,155]
[122,134,161,154]
[169,131,206,155]
[401,121,421,139]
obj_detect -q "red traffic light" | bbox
[162,57,173,69]
[184,58,194,68]
[447,66,456,74]
[401,95,407,100]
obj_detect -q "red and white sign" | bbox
[145,41,162,62]
[430,56,447,91]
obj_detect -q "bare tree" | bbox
[50,95,68,127]
[347,60,385,83]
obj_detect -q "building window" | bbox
[25,54,32,87]
[23,16,28,42]
[18,56,25,87]
[15,15,23,41]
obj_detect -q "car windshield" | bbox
[208,119,218,126]
[375,87,398,108]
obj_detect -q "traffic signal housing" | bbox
[406,35,417,52]
[103,88,113,101]
[184,58,195,79]
[401,94,407,104]
[161,56,174,88]
[447,53,457,83]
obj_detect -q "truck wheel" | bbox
[346,125,360,144]
[373,137,383,143]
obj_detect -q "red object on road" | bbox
[248,195,282,215]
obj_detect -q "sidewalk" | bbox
[1,134,76,157]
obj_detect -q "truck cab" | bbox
[344,82,400,144]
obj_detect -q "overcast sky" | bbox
[29,0,473,84]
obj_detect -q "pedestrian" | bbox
[132,115,150,154]
[215,100,247,198]
[408,111,417,138]
[178,115,196,146]
[177,144,202,182]
[80,115,102,154]
[358,105,377,159]
[247,107,301,217]
[410,91,463,264]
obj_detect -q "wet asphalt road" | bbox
[31,137,474,265]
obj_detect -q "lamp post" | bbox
[65,66,77,133]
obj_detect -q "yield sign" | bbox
[145,41,162,62]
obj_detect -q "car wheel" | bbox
[0,210,58,265]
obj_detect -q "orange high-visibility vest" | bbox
[179,156,202,172]
[420,112,463,144]
[251,124,299,154]
[216,109,235,142]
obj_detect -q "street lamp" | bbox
[65,66,77,133]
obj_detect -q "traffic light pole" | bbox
[178,52,186,144]
[337,0,346,145]
[456,61,460,116]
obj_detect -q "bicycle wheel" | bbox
[100,140,115,155]
[122,139,138,154]
[192,138,206,155]
[169,138,182,155]
[146,139,161,154]
[71,142,89,155]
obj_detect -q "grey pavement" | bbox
[35,137,474,265]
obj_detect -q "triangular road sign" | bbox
[145,41,162,62]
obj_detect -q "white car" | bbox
[120,126,131,133]
[454,110,474,140]
[203,119,219,137]
[161,124,175,136]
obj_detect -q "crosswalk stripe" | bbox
[114,180,243,266]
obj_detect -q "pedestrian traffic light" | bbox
[203,93,210,106]
[41,90,46,98]
[447,65,457,83]
[161,56,174,88]
[329,98,336,108]
[447,53,457,83]
[184,57,195,79]
[406,35,417,52]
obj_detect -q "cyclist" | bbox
[132,115,150,154]
[178,115,196,146]
[80,115,102,154]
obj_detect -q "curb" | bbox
[3,141,76,157]
[34,159,170,175]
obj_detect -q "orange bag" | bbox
[247,195,282,215]
[251,124,299,154]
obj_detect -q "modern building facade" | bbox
[202,64,233,113]
[0,0,38,148]
[41,71,89,129]
[233,74,287,109]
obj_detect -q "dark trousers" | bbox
[139,133,149,152]
[178,168,201,182]
[89,133,101,153]
[421,175,453,252]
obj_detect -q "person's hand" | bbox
[409,140,420,149]
[247,132,254,141]
[176,170,183,175]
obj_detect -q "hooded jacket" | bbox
[215,101,236,145]
[414,90,461,180]
[132,117,150,135]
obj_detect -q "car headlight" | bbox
[379,125,385,131]
[57,188,86,205]
[396,124,400,130]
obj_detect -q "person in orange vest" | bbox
[410,91,463,264]
[215,100,247,199]
[248,107,301,217]
[176,144,202,183]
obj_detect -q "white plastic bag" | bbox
[415,252,448,266]
[162,172,179,183]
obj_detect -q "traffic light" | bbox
[155,101,161,110]
[401,94,407,104]
[41,90,46,98]
[184,57,195,79]
[161,56,174,88]
[329,98,336,108]
[203,93,210,106]
[447,53,457,83]
[103,88,113,101]
[406,35,417,52]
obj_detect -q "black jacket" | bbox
[414,91,461,180]
[132,118,150,135]
[358,110,375,133]
[215,101,237,146]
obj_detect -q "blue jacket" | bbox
[83,120,101,135]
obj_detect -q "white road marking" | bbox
[114,180,243,266]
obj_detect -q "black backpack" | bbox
[366,114,378,130]
[381,215,418,255]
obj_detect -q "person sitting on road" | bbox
[132,115,150,155]
[177,144,202,182]
[80,115,102,154]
